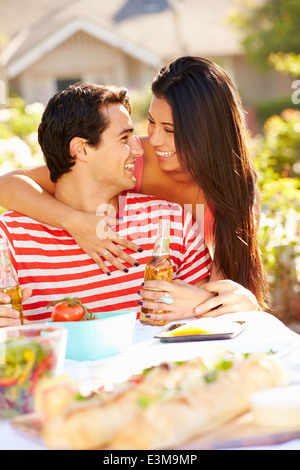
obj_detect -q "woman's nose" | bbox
[148,126,164,147]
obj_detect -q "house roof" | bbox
[1,0,243,79]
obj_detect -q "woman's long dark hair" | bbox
[152,56,268,309]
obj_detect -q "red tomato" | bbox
[47,298,94,322]
[128,374,144,384]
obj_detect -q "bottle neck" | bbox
[0,239,16,286]
[153,221,170,257]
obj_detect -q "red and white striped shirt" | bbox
[0,192,211,321]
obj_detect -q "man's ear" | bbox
[69,137,88,161]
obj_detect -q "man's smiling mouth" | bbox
[124,162,135,172]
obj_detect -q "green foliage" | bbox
[0,97,44,139]
[130,85,152,136]
[268,52,300,77]
[0,97,44,213]
[255,96,299,129]
[228,0,300,71]
[253,109,300,178]
[253,109,300,322]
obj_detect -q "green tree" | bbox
[0,97,44,214]
[268,52,300,77]
[253,109,300,324]
[229,0,300,71]
[253,109,300,178]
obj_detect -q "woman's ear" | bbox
[69,137,88,161]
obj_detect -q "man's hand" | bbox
[0,288,32,327]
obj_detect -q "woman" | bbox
[0,57,267,324]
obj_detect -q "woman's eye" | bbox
[165,128,174,134]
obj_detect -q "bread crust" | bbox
[41,353,286,450]
[109,356,285,449]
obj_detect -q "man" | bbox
[0,83,211,326]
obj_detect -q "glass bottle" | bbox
[0,238,23,324]
[140,219,173,326]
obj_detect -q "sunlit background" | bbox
[0,0,299,329]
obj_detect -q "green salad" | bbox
[0,339,57,418]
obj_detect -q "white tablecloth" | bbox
[1,311,300,450]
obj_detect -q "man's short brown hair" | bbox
[38,82,131,182]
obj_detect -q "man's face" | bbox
[87,103,142,193]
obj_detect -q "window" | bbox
[56,78,82,92]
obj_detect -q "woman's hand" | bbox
[194,280,259,317]
[66,212,143,275]
[137,279,213,322]
[0,288,32,327]
[137,279,259,322]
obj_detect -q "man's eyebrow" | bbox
[148,112,174,127]
[118,127,134,136]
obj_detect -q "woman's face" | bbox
[147,96,181,172]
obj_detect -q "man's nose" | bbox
[131,136,143,158]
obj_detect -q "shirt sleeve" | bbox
[175,208,212,284]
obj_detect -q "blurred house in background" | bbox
[0,0,293,123]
